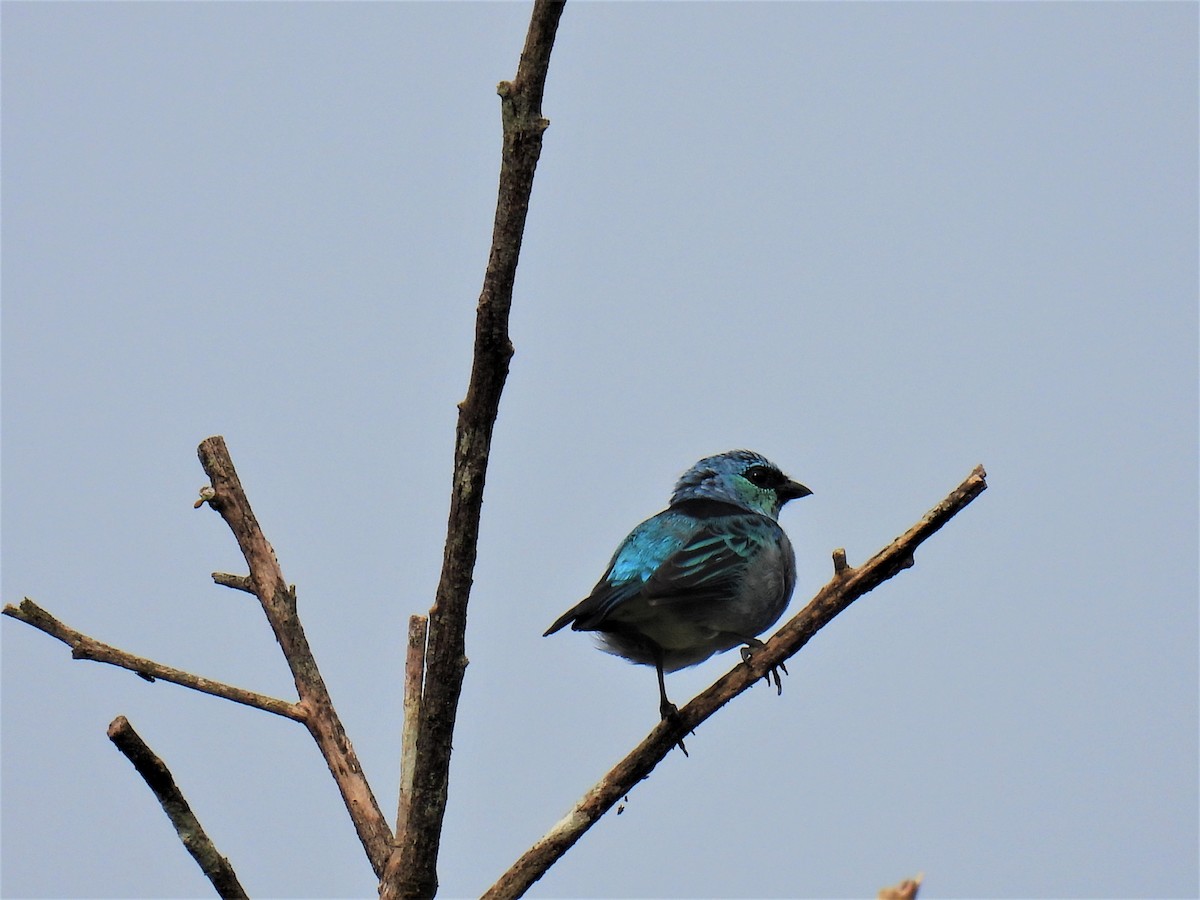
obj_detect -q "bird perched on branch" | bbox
[544,450,811,735]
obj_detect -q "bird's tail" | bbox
[542,609,576,636]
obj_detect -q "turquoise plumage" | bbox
[545,450,811,727]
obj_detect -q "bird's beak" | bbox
[779,479,813,502]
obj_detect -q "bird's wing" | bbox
[642,513,777,607]
[548,509,703,632]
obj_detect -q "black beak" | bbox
[778,479,813,502]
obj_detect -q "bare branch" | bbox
[107,716,249,900]
[485,466,987,899]
[212,572,255,593]
[385,2,566,897]
[395,615,428,841]
[1,599,303,721]
[196,435,394,877]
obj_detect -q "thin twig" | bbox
[196,435,394,877]
[384,2,566,898]
[395,615,428,842]
[1,599,304,721]
[107,716,249,900]
[212,572,255,594]
[484,465,987,899]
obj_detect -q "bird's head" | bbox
[670,449,812,519]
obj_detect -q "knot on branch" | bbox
[883,555,916,579]
[71,639,99,662]
[832,548,852,576]
[497,80,551,135]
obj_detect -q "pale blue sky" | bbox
[3,3,1197,898]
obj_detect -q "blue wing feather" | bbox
[643,515,778,606]
[552,508,784,631]
[558,509,700,630]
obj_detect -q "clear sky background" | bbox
[3,3,1196,899]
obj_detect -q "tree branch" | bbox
[211,572,255,593]
[107,716,249,900]
[195,435,394,877]
[383,2,566,897]
[484,465,987,899]
[1,598,304,721]
[395,614,428,843]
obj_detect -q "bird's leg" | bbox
[739,637,789,696]
[653,649,689,757]
[655,658,677,720]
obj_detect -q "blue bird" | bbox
[545,450,811,732]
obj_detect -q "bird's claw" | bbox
[659,701,692,757]
[764,661,788,695]
[741,639,789,696]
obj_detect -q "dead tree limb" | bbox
[6,439,394,878]
[107,716,249,900]
[381,2,566,898]
[484,465,987,900]
[395,614,428,844]
[1,598,303,721]
[195,435,394,877]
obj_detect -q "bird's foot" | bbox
[741,639,788,696]
[659,699,691,757]
[764,661,788,695]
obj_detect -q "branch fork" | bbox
[2,4,978,897]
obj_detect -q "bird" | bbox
[544,450,811,737]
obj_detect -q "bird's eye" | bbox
[743,465,780,488]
